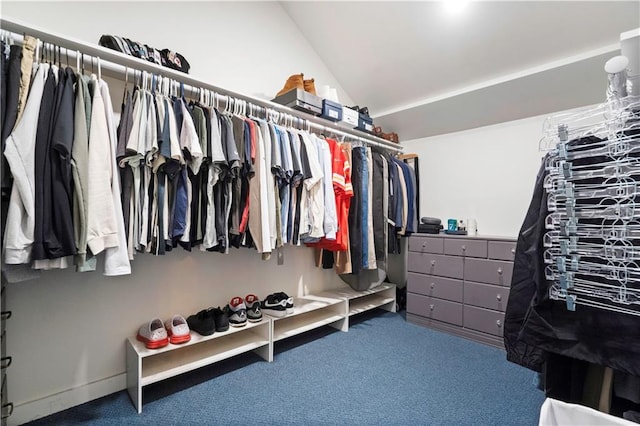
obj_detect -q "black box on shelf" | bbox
[357,113,374,133]
[319,99,343,122]
[271,89,322,116]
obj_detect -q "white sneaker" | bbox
[136,318,169,349]
[164,315,191,344]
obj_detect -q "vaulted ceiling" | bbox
[281,1,640,141]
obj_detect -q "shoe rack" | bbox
[317,283,397,325]
[126,320,271,414]
[126,284,395,412]
[267,296,347,340]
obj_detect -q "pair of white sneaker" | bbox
[136,315,191,349]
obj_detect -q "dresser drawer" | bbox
[464,258,513,286]
[409,236,444,254]
[444,238,487,258]
[407,294,463,326]
[408,252,463,279]
[407,273,463,302]
[463,306,505,336]
[464,281,510,312]
[488,241,517,261]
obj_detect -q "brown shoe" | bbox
[382,132,400,143]
[303,78,316,95]
[276,73,304,97]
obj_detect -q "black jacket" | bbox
[505,152,640,377]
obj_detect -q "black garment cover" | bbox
[506,146,640,377]
[504,155,549,372]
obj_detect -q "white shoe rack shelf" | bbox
[126,283,395,413]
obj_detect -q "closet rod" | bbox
[0,17,403,154]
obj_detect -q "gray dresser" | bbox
[406,233,516,349]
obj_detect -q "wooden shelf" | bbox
[127,319,271,413]
[129,319,268,358]
[272,311,345,342]
[141,330,269,386]
[267,296,347,341]
[285,297,343,316]
[349,294,395,316]
[318,283,396,326]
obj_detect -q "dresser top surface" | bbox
[412,233,516,242]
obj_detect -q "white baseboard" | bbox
[8,373,126,426]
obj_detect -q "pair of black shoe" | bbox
[261,292,294,318]
[186,307,229,336]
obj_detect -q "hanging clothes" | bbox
[99,78,132,276]
[1,42,22,194]
[31,65,58,263]
[15,35,37,124]
[72,73,92,271]
[47,66,76,259]
[348,146,366,274]
[259,120,277,253]
[371,151,386,263]
[3,63,48,264]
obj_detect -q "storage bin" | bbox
[272,88,322,115]
[357,113,374,132]
[320,99,343,121]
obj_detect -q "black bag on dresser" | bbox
[418,217,442,234]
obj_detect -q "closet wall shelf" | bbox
[0,17,403,154]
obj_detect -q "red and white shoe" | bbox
[136,318,169,349]
[164,315,191,344]
[245,294,263,322]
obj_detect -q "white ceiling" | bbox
[281,1,640,141]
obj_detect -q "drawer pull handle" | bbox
[511,248,516,255]
[496,294,502,302]
[429,304,435,311]
[461,245,466,251]
[497,267,503,275]
[430,260,436,266]
[430,283,435,290]
[496,320,502,328]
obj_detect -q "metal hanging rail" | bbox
[0,17,403,153]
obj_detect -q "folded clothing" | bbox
[99,35,190,74]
